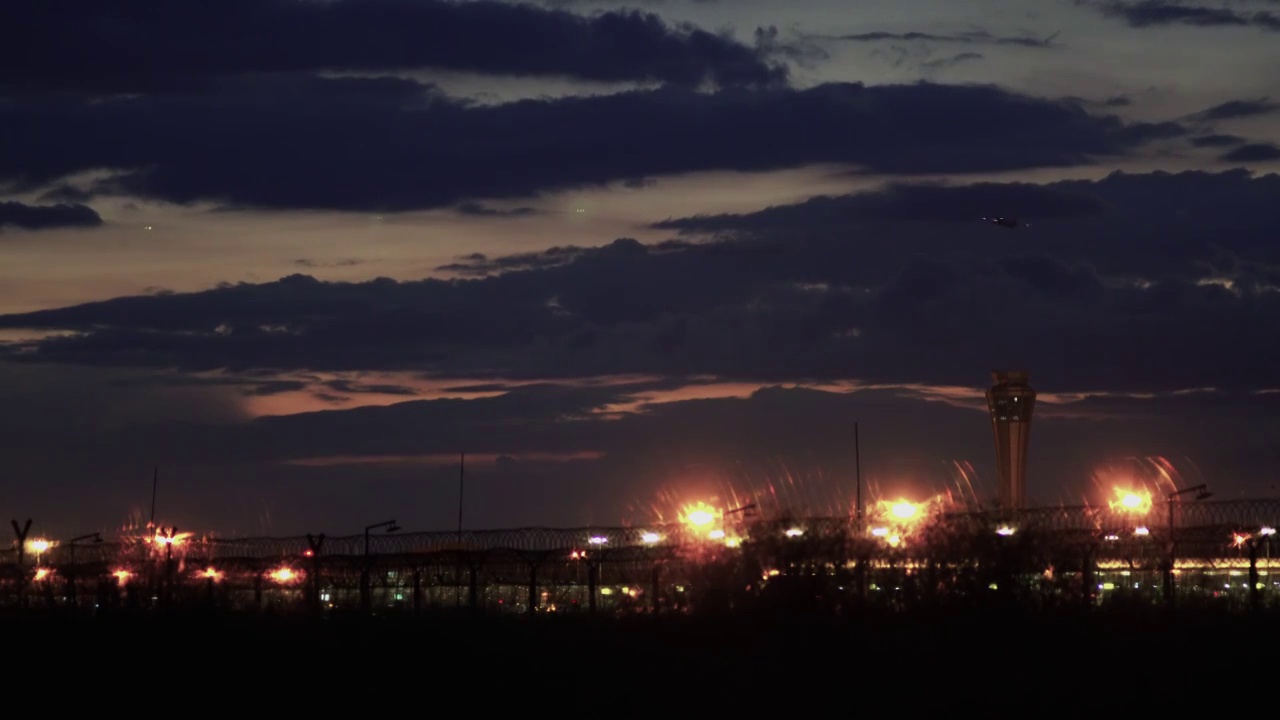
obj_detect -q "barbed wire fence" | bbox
[3,499,1279,614]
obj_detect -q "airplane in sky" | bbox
[982,216,1029,229]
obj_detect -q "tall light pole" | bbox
[362,519,399,613]
[854,422,863,530]
[149,467,159,528]
[456,452,465,608]
[1164,483,1212,606]
[457,453,465,543]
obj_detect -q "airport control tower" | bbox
[986,371,1036,510]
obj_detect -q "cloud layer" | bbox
[0,77,1184,212]
[4,170,1278,395]
[0,201,102,230]
[0,0,784,94]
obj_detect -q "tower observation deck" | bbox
[986,371,1036,510]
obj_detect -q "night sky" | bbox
[2,0,1279,538]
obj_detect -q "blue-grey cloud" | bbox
[1190,133,1246,147]
[0,0,784,95]
[0,75,1185,212]
[1221,143,1280,162]
[1190,98,1279,121]
[1086,0,1280,31]
[822,29,1062,49]
[0,200,102,231]
[3,171,1279,396]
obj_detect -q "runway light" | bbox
[890,502,919,520]
[270,567,297,583]
[1109,488,1153,514]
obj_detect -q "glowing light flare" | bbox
[640,532,662,544]
[269,567,299,584]
[588,536,607,545]
[1134,526,1150,536]
[149,531,195,547]
[865,496,946,547]
[1261,527,1277,537]
[680,501,722,529]
[996,525,1017,536]
[33,567,52,582]
[1233,533,1250,547]
[784,528,804,538]
[1108,488,1153,514]
[26,539,52,554]
[708,529,726,540]
[112,569,131,585]
[199,567,223,581]
[890,502,919,520]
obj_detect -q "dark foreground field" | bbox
[7,607,1273,709]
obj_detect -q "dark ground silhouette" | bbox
[6,606,1270,709]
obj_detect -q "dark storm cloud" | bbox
[0,0,783,95]
[324,379,418,395]
[822,29,1062,48]
[649,169,1280,300]
[1220,143,1280,162]
[653,179,1113,229]
[752,26,830,68]
[3,171,1280,395]
[437,246,593,275]
[920,52,985,71]
[1190,98,1279,121]
[437,239,693,275]
[37,185,94,204]
[453,202,540,218]
[1190,133,1246,147]
[0,201,102,231]
[102,372,310,397]
[0,76,1184,212]
[294,258,365,268]
[1085,0,1280,31]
